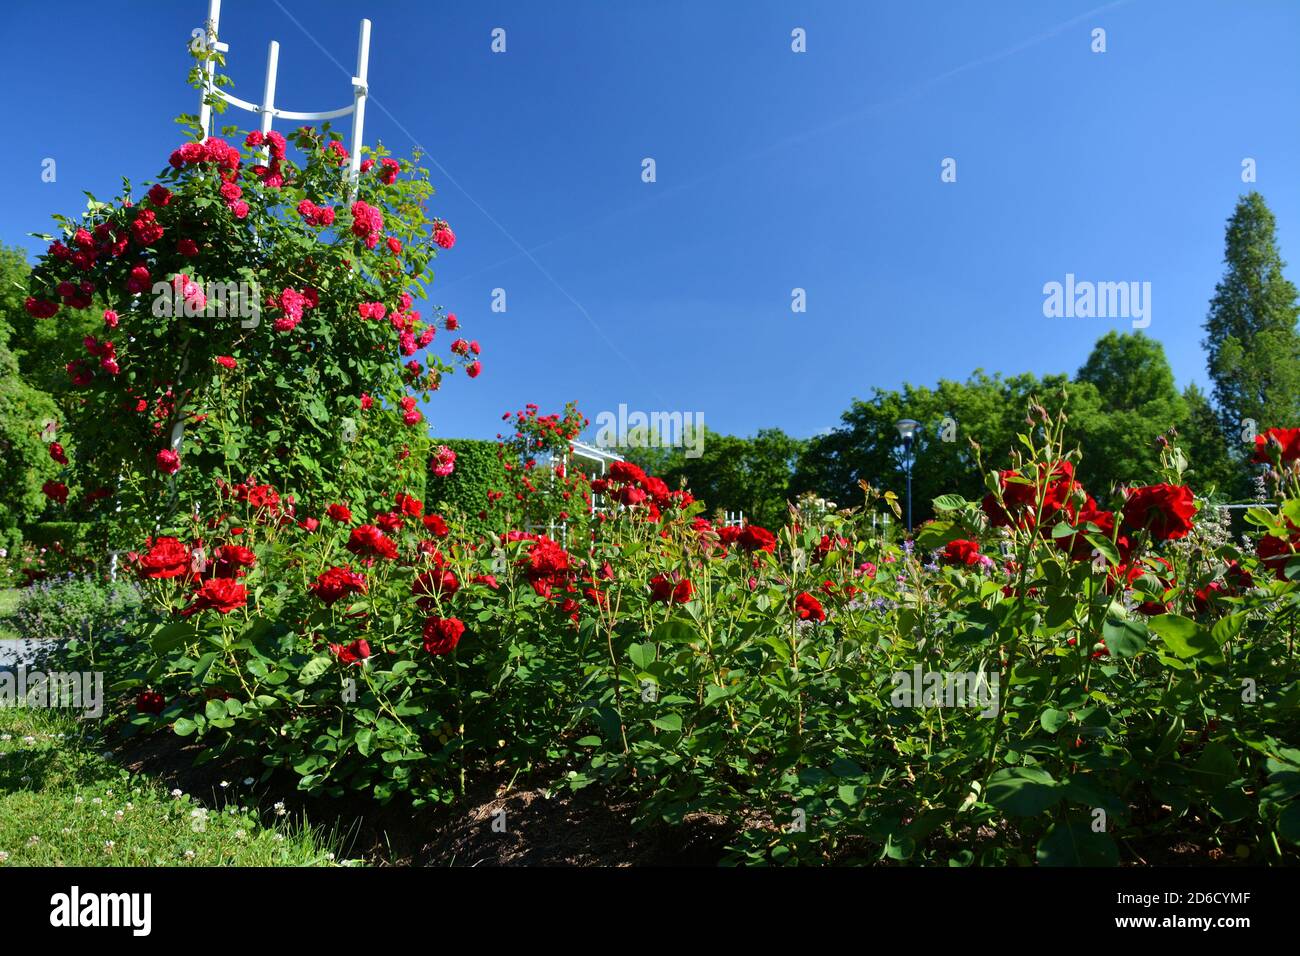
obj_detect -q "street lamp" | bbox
[895,419,921,534]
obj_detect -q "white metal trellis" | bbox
[196,0,371,191]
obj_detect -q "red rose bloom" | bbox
[42,480,69,504]
[422,616,465,655]
[182,577,247,616]
[136,690,166,715]
[156,448,181,475]
[1251,427,1300,464]
[138,536,190,579]
[346,525,398,561]
[329,639,371,666]
[309,566,368,606]
[327,503,353,523]
[794,591,826,622]
[213,544,256,577]
[738,525,777,553]
[942,539,983,566]
[423,513,450,537]
[413,568,460,609]
[1121,483,1196,542]
[649,573,693,604]
[49,442,68,465]
[1256,531,1300,581]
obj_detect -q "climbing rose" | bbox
[431,445,456,477]
[1252,427,1300,464]
[346,525,398,561]
[433,224,456,249]
[42,480,69,505]
[156,448,181,475]
[48,442,68,465]
[327,503,353,523]
[738,525,777,553]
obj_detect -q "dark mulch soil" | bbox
[109,726,732,866]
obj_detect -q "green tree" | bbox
[1203,192,1300,435]
[627,428,804,529]
[0,325,62,554]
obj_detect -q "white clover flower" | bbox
[0,851,9,863]
[74,796,84,804]
[273,801,287,816]
[171,788,183,798]
[234,829,246,840]
[184,850,195,859]
[91,797,102,805]
[103,841,114,851]
[27,836,39,845]
[219,780,230,789]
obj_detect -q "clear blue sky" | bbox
[3,1,1298,442]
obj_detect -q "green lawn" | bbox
[0,588,18,640]
[0,707,350,867]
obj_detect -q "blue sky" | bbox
[3,0,1299,442]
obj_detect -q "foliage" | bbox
[73,398,1300,865]
[425,439,506,530]
[20,108,473,555]
[626,427,805,529]
[1203,191,1300,437]
[12,573,142,647]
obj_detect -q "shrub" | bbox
[14,573,143,648]
[425,439,503,528]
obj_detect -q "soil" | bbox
[111,727,733,866]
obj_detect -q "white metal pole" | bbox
[348,19,372,194]
[198,0,222,138]
[260,40,280,161]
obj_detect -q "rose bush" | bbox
[70,399,1299,865]
[23,115,475,560]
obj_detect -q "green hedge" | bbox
[426,439,505,529]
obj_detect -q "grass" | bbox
[0,706,352,867]
[0,587,19,640]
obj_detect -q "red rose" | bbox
[413,568,460,609]
[327,503,353,523]
[49,442,68,465]
[942,539,983,567]
[298,517,320,533]
[649,573,693,604]
[213,544,256,577]
[329,639,371,666]
[346,525,399,561]
[156,448,181,475]
[422,616,465,655]
[182,577,247,616]
[1256,531,1300,581]
[738,525,777,553]
[215,355,237,370]
[136,690,166,715]
[309,566,368,606]
[1121,484,1195,541]
[794,591,826,622]
[138,536,190,579]
[42,480,69,505]
[423,513,450,537]
[1251,427,1300,464]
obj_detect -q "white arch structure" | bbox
[196,0,371,190]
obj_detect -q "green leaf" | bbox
[1277,802,1300,845]
[1102,615,1148,658]
[204,698,228,720]
[1148,614,1222,664]
[1040,708,1067,734]
[931,494,967,512]
[1190,741,1238,792]
[986,766,1061,816]
[297,655,333,686]
[1036,821,1119,866]
[628,643,656,670]
[151,622,197,654]
[649,714,682,733]
[173,717,197,737]
[651,618,699,644]
[355,728,374,756]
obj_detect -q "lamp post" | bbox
[895,419,920,534]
